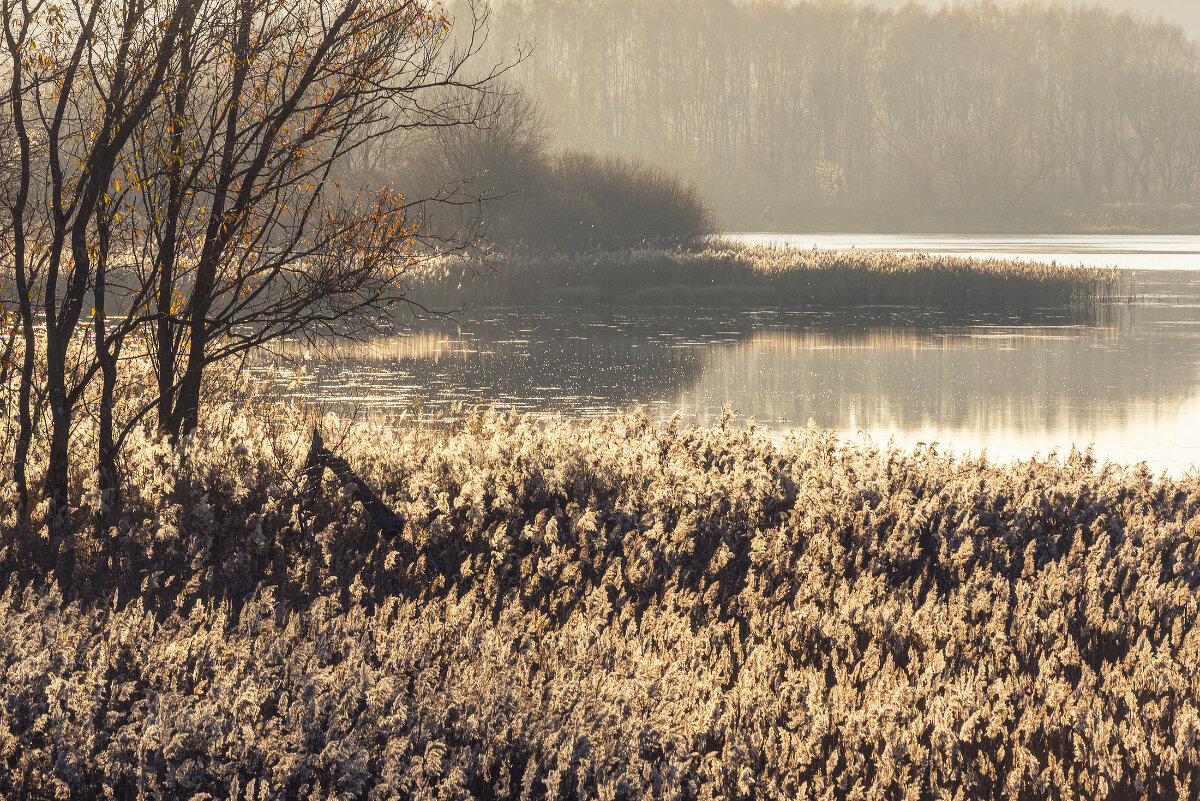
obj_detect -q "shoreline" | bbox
[724,203,1200,237]
[727,224,1200,237]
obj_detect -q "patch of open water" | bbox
[254,236,1200,474]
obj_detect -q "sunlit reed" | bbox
[413,242,1128,309]
[0,365,1194,799]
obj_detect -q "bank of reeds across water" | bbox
[1,373,1197,799]
[414,241,1128,309]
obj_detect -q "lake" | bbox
[731,232,1200,271]
[257,234,1200,474]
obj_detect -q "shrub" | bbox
[501,151,718,252]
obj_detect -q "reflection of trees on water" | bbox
[254,282,1200,451]
[681,323,1199,433]
[667,275,1200,433]
[258,310,724,416]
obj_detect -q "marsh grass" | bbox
[415,241,1127,309]
[0,364,1197,799]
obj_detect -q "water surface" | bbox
[728,232,1200,272]
[257,236,1200,474]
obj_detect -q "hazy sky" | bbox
[867,0,1200,39]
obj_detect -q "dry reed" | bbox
[0,369,1195,799]
[414,241,1126,309]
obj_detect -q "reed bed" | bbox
[0,371,1197,799]
[414,241,1127,308]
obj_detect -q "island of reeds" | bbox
[414,242,1127,309]
[1,370,1197,800]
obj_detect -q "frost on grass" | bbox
[0,383,1198,799]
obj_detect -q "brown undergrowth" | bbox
[0,377,1197,799]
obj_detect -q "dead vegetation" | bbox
[0,380,1196,799]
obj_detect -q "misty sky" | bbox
[868,0,1200,38]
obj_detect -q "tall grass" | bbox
[0,367,1197,799]
[416,241,1127,309]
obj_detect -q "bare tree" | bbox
[2,0,196,543]
[129,0,503,440]
[1,0,505,542]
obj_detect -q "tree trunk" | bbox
[95,208,121,534]
[98,347,121,533]
[13,308,36,536]
[154,34,191,436]
[173,353,206,438]
[154,232,180,435]
[44,334,70,511]
[6,34,37,536]
[304,427,404,536]
[45,359,73,567]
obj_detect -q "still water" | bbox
[259,235,1200,474]
[730,232,1200,271]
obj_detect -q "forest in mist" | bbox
[871,0,1200,39]
[452,0,1200,231]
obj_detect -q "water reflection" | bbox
[677,326,1200,471]
[267,311,711,418]
[255,270,1200,474]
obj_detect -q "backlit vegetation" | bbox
[0,368,1197,799]
[418,242,1127,308]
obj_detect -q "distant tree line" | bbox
[479,0,1200,230]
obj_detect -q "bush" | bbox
[506,151,718,251]
[343,89,718,253]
